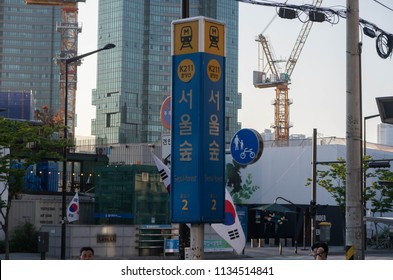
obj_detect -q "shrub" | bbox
[10,222,38,253]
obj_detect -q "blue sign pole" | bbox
[171,17,225,223]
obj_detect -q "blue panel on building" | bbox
[37,162,59,192]
[0,91,32,120]
[25,162,59,192]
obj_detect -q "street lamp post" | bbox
[363,114,380,192]
[362,114,379,254]
[274,196,305,253]
[363,114,380,160]
[363,114,380,202]
[60,43,116,259]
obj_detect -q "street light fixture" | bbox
[60,43,116,259]
[376,96,393,124]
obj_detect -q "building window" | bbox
[106,114,111,127]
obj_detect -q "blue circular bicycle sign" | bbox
[230,128,263,165]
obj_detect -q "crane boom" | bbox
[24,0,84,6]
[256,34,280,83]
[285,0,323,77]
[248,0,323,141]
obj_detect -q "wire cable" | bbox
[372,0,393,12]
[237,0,393,58]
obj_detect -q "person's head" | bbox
[311,242,328,260]
[80,246,94,260]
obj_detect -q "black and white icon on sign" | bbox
[209,26,219,50]
[231,128,263,165]
[233,134,255,160]
[180,26,193,50]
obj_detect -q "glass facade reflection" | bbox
[92,0,241,144]
[0,0,62,118]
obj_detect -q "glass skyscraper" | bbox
[92,0,241,145]
[0,0,62,118]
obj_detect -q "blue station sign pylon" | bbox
[171,17,225,223]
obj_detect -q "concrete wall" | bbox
[40,224,223,259]
[227,140,393,206]
[40,225,139,259]
[7,193,94,238]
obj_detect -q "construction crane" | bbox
[25,0,86,141]
[245,0,323,141]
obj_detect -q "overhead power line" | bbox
[237,0,393,59]
[372,0,393,12]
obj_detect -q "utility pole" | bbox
[181,0,189,18]
[311,128,317,246]
[178,0,189,261]
[346,0,364,260]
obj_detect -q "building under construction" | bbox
[25,0,85,141]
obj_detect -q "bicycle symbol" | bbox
[240,148,255,160]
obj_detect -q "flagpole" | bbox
[178,0,192,260]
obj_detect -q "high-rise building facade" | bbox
[92,0,241,145]
[0,1,62,118]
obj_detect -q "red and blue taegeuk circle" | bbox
[224,200,236,225]
[69,203,78,213]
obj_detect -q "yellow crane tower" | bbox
[252,0,323,141]
[25,0,85,141]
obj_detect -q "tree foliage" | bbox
[370,169,393,214]
[0,116,67,259]
[305,156,393,216]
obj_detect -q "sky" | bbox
[76,1,393,144]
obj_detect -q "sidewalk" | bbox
[242,244,393,260]
[1,244,392,260]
